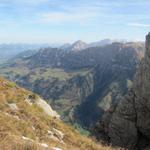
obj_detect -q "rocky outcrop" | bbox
[107,33,150,149]
[25,94,60,118]
[36,98,60,118]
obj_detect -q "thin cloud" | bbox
[12,0,48,5]
[36,4,100,25]
[128,23,150,27]
[38,11,97,25]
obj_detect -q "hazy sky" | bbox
[0,0,150,43]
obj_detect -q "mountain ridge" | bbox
[0,42,145,129]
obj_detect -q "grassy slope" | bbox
[0,77,113,150]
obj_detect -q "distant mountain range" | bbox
[0,39,134,64]
[0,41,145,129]
[60,39,125,51]
[0,43,51,64]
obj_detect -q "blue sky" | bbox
[0,0,150,44]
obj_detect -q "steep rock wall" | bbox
[109,33,150,149]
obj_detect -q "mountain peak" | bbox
[70,40,88,51]
[73,40,86,44]
[60,40,88,51]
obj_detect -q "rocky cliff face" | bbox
[104,33,150,149]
